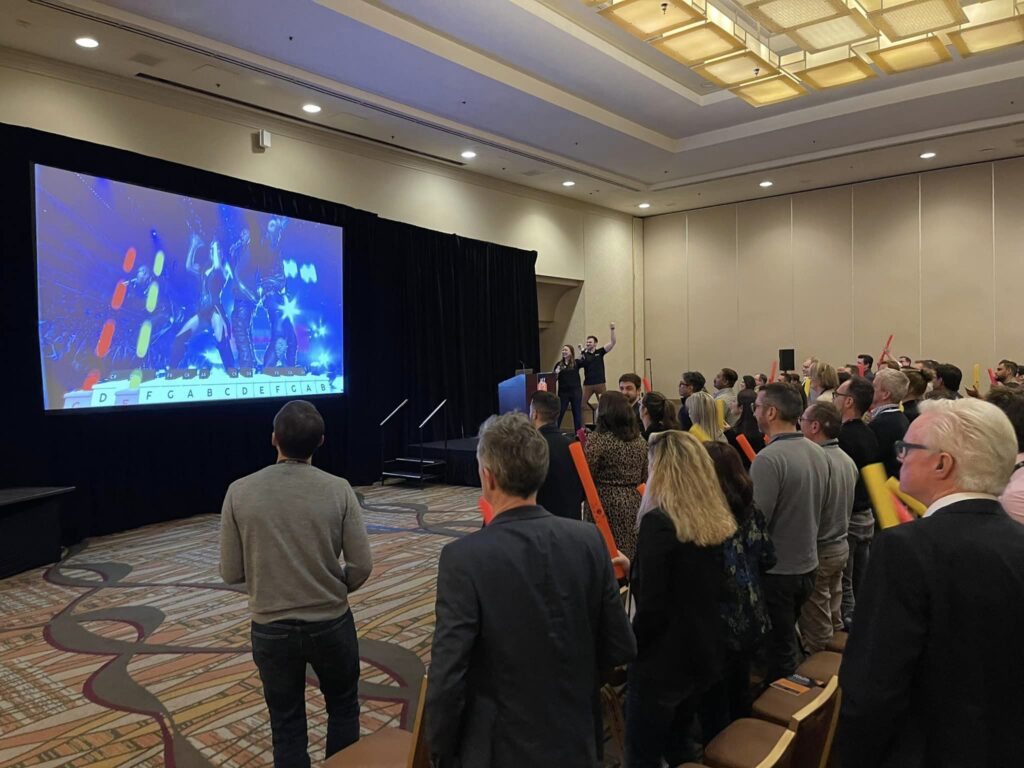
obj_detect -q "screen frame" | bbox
[31,161,347,416]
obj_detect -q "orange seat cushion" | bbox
[705,717,788,768]
[323,728,412,768]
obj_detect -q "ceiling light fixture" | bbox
[562,180,576,187]
[920,151,937,159]
[949,16,1024,58]
[600,0,704,40]
[75,37,99,48]
[460,150,477,159]
[868,36,952,75]
[759,180,774,188]
[302,103,322,114]
[638,203,651,209]
[730,74,806,107]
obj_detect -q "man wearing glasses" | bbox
[839,398,1024,768]
[833,377,878,629]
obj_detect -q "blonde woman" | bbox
[625,430,737,768]
[811,362,839,403]
[687,390,727,443]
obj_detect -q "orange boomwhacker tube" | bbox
[643,377,651,393]
[879,333,894,364]
[478,497,494,525]
[568,442,627,579]
[989,368,998,386]
[736,434,757,463]
[858,362,866,378]
[769,361,777,383]
[637,483,646,496]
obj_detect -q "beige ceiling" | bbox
[1,0,1022,215]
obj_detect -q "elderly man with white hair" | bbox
[868,367,910,477]
[838,398,1024,768]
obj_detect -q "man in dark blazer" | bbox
[868,368,911,478]
[426,412,636,768]
[839,398,1024,768]
[530,391,584,520]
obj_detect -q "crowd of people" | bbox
[219,344,1024,768]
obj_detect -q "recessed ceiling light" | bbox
[759,180,774,188]
[302,103,322,114]
[75,37,99,49]
[562,180,576,187]
[460,150,477,159]
[638,203,651,209]
[920,151,936,159]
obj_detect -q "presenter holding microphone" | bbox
[579,322,618,423]
[554,345,584,432]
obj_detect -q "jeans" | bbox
[841,533,873,628]
[799,550,849,653]
[251,611,361,768]
[625,668,701,768]
[762,571,816,685]
[558,388,584,432]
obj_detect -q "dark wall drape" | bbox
[0,123,539,541]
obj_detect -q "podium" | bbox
[498,372,554,415]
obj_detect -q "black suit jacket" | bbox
[426,506,636,768]
[869,409,910,477]
[839,498,1024,768]
[839,419,879,512]
[536,423,584,520]
[631,508,725,694]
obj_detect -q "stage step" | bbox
[394,457,446,466]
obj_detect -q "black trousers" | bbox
[762,571,816,684]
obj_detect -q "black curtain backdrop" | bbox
[0,123,539,542]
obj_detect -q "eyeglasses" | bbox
[894,440,933,462]
[832,391,851,401]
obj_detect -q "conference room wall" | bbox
[0,51,637,381]
[644,157,1024,393]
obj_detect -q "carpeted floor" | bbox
[0,483,486,767]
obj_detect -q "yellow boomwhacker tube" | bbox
[973,363,981,390]
[715,398,727,430]
[862,463,901,529]
[885,476,927,516]
[804,377,811,398]
[690,423,710,442]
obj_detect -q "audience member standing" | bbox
[901,369,930,423]
[714,368,740,427]
[798,402,857,653]
[750,384,829,683]
[427,413,636,768]
[927,363,962,399]
[585,391,647,560]
[834,377,879,628]
[530,391,584,520]
[688,391,727,443]
[618,372,644,424]
[810,362,839,404]
[677,371,705,429]
[578,322,617,422]
[702,441,775,732]
[730,388,766,468]
[554,344,583,432]
[220,401,372,766]
[857,354,875,381]
[869,368,911,477]
[626,431,736,768]
[839,399,1024,768]
[987,387,1024,524]
[639,390,680,440]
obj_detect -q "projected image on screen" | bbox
[35,165,344,410]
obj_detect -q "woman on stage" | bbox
[553,344,583,432]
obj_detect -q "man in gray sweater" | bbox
[220,400,372,768]
[751,383,829,683]
[798,402,858,653]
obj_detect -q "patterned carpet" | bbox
[0,483,485,767]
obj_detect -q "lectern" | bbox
[498,372,553,415]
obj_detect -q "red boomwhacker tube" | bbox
[568,442,627,579]
[736,434,757,463]
[989,368,998,386]
[643,377,651,393]
[478,497,494,525]
[769,361,777,383]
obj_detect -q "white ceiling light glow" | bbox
[759,180,774,187]
[920,151,937,159]
[562,180,576,187]
[638,202,651,208]
[302,103,322,114]
[75,37,99,48]
[460,150,477,159]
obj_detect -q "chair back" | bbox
[407,675,429,768]
[759,728,796,768]
[787,676,841,768]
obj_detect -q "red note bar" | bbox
[111,281,127,310]
[122,247,137,273]
[95,319,116,358]
[736,434,757,463]
[568,441,626,579]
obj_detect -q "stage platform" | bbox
[412,437,480,487]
